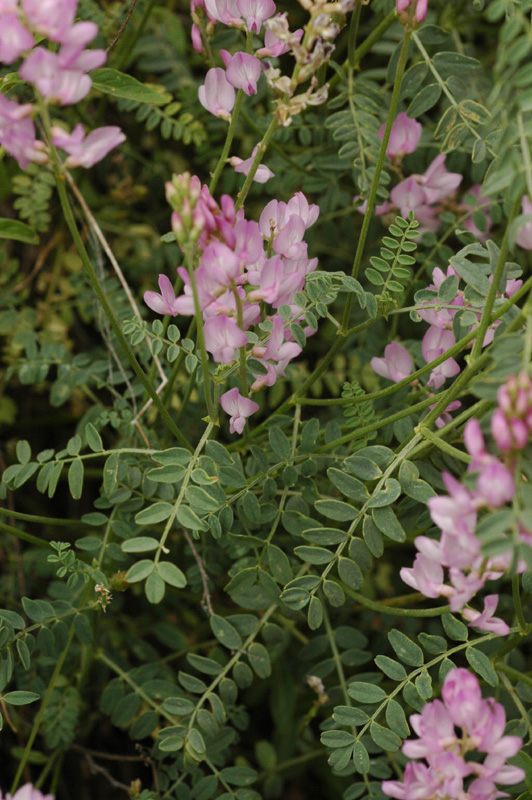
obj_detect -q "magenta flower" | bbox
[237,0,276,32]
[231,146,274,183]
[204,315,248,363]
[383,669,525,800]
[256,13,303,57]
[0,13,34,64]
[462,595,509,636]
[222,51,262,95]
[144,275,181,316]
[0,94,47,170]
[396,0,427,22]
[418,154,462,204]
[380,111,422,158]
[21,0,77,41]
[20,49,92,105]
[198,67,236,119]
[371,341,413,383]
[203,0,241,25]
[51,124,125,167]
[220,387,259,434]
[389,176,427,217]
[422,326,460,389]
[3,784,54,800]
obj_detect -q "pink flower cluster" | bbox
[0,0,125,170]
[382,668,525,800]
[144,174,319,433]
[359,113,493,239]
[396,0,427,24]
[371,265,522,427]
[401,375,532,631]
[492,372,532,453]
[196,0,276,119]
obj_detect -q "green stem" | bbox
[323,602,351,708]
[47,145,191,450]
[184,247,214,421]
[343,587,450,616]
[154,422,214,566]
[0,520,50,548]
[316,396,435,453]
[10,623,75,792]
[469,196,521,361]
[417,425,471,463]
[341,30,412,330]
[513,575,528,632]
[235,114,278,211]
[348,3,362,67]
[498,670,532,743]
[232,286,248,397]
[0,506,89,527]
[496,662,532,689]
[209,90,244,195]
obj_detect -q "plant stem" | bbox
[10,624,75,792]
[209,90,244,195]
[235,114,278,211]
[46,144,191,450]
[342,587,450,617]
[348,3,362,67]
[184,247,215,421]
[513,575,528,632]
[341,30,412,330]
[469,196,521,361]
[0,520,50,548]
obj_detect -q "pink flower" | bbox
[256,14,303,57]
[0,13,34,64]
[144,274,181,316]
[380,111,422,158]
[222,50,262,95]
[396,0,427,22]
[237,0,276,33]
[516,195,532,250]
[441,668,483,729]
[204,315,248,363]
[5,783,54,800]
[422,326,460,389]
[0,94,47,170]
[462,595,509,636]
[432,399,461,429]
[51,124,125,167]
[198,67,236,119]
[21,0,77,41]
[371,341,413,383]
[191,23,203,52]
[390,176,427,217]
[204,0,241,25]
[220,387,259,434]
[418,154,462,204]
[231,146,274,183]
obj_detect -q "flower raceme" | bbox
[401,383,532,632]
[382,668,525,800]
[0,0,125,171]
[144,177,319,434]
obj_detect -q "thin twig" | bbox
[12,232,61,293]
[106,0,138,54]
[184,529,213,616]
[64,170,167,386]
[84,754,131,792]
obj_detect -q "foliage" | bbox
[1,1,532,799]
